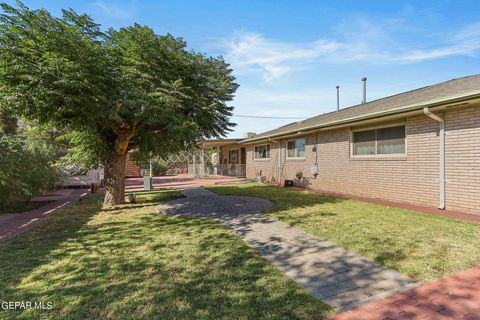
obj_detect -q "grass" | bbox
[0,189,332,319]
[207,183,480,282]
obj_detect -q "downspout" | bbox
[423,107,445,209]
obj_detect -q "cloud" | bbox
[222,21,480,81]
[401,22,480,62]
[91,1,133,21]
[224,33,341,81]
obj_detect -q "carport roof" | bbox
[199,138,242,149]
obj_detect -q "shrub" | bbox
[151,158,168,176]
[0,134,58,211]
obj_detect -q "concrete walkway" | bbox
[0,188,88,242]
[156,187,418,311]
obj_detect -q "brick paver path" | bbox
[156,187,419,311]
[0,188,88,241]
[331,266,480,320]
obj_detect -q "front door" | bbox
[229,149,238,164]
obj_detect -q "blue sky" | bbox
[6,1,480,137]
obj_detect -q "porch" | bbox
[188,139,247,178]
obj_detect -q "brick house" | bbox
[204,75,480,215]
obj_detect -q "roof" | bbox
[200,138,243,148]
[242,74,480,143]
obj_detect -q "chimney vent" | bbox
[336,85,340,112]
[362,77,367,104]
[244,132,256,139]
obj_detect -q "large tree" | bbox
[0,2,238,205]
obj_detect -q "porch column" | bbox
[214,146,220,175]
[200,148,205,178]
[192,151,196,177]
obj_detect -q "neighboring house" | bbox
[201,75,480,215]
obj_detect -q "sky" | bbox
[5,1,480,138]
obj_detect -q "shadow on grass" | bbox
[0,191,332,319]
[208,184,343,213]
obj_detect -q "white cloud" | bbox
[401,22,480,62]
[222,21,480,82]
[224,33,341,81]
[92,1,133,21]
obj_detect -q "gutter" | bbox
[240,91,480,144]
[423,107,445,210]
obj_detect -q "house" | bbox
[201,75,480,215]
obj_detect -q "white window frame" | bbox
[350,122,407,158]
[286,138,306,159]
[253,144,270,160]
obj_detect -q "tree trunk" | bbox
[103,151,128,206]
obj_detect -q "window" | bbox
[254,144,270,159]
[287,138,305,158]
[352,125,405,156]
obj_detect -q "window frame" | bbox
[286,138,306,159]
[350,123,406,158]
[253,144,271,160]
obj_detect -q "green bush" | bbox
[151,158,168,176]
[0,134,58,211]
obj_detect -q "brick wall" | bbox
[444,106,480,213]
[245,104,480,214]
[124,153,141,177]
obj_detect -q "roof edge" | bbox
[239,91,480,144]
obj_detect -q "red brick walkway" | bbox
[125,174,249,191]
[330,266,480,320]
[0,188,88,242]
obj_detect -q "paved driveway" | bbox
[0,188,88,242]
[126,174,249,191]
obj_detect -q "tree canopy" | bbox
[0,2,238,204]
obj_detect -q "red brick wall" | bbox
[124,153,141,177]
[245,104,480,214]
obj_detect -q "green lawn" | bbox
[0,189,332,320]
[207,183,480,282]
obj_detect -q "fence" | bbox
[188,163,246,178]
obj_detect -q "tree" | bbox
[0,2,238,205]
[0,109,17,133]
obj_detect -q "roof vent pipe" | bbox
[336,85,340,112]
[362,77,367,104]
